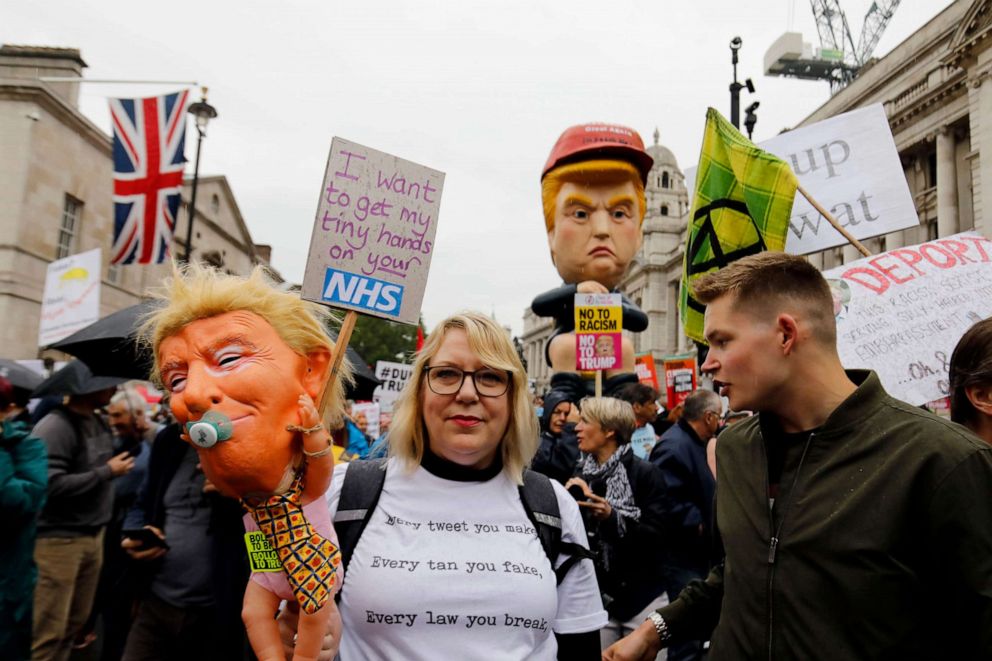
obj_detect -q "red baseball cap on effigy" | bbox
[541,123,655,184]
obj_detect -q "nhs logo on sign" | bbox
[321,268,404,315]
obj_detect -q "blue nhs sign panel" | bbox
[321,267,404,316]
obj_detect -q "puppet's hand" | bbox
[297,394,331,455]
[277,600,340,661]
[576,280,609,294]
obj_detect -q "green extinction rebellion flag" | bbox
[679,108,799,343]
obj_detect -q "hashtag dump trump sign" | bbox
[301,138,445,325]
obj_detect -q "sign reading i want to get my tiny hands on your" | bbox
[574,293,622,372]
[301,137,445,325]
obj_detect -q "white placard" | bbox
[685,104,919,255]
[351,401,381,439]
[38,248,102,346]
[824,232,992,405]
[301,137,444,325]
[372,360,413,413]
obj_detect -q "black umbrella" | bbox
[49,300,161,380]
[0,359,45,391]
[32,360,127,398]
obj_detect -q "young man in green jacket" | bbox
[605,252,992,661]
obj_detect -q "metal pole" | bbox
[730,41,741,129]
[183,128,204,263]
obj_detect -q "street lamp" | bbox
[182,87,218,263]
[729,37,754,129]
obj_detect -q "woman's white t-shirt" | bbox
[328,458,607,660]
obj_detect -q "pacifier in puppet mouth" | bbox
[185,410,234,449]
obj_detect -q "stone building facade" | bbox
[0,45,273,360]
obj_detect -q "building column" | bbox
[936,127,959,237]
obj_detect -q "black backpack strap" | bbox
[519,469,595,585]
[333,458,388,576]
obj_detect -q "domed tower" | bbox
[619,127,691,361]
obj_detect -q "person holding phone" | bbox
[119,423,250,660]
[564,397,669,657]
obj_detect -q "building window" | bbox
[662,172,670,188]
[56,195,83,259]
[211,193,220,215]
[107,264,120,284]
[661,205,669,216]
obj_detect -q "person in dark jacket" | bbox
[531,389,580,484]
[649,388,721,661]
[0,376,47,660]
[604,252,992,661]
[119,424,250,661]
[565,397,668,656]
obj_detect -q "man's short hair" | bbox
[615,382,659,406]
[949,317,992,426]
[682,389,722,422]
[692,252,837,346]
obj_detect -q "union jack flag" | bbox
[109,90,190,264]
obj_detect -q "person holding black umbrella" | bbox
[29,362,133,661]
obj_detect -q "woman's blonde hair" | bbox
[541,159,647,233]
[138,262,352,420]
[388,311,538,484]
[580,397,636,446]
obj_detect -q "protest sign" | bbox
[352,401,381,439]
[760,104,918,255]
[685,104,918,256]
[631,426,658,461]
[38,248,102,346]
[635,353,660,391]
[574,293,622,371]
[373,360,413,413]
[824,231,992,405]
[301,137,444,325]
[663,354,697,410]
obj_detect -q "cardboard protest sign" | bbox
[372,360,413,413]
[38,248,102,346]
[824,231,992,405]
[663,354,697,410]
[574,293,622,371]
[301,138,444,325]
[631,426,658,460]
[635,353,660,391]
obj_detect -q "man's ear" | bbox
[303,347,333,401]
[777,313,799,355]
[965,384,992,416]
[547,229,558,266]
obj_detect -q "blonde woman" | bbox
[328,312,606,659]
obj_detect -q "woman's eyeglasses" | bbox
[424,366,510,397]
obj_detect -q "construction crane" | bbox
[765,0,902,90]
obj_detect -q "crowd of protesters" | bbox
[0,260,990,660]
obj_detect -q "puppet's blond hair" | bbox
[541,159,647,233]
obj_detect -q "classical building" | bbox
[800,0,991,269]
[0,45,275,360]
[521,129,692,393]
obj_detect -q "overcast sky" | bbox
[3,0,953,335]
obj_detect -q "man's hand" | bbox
[121,526,167,561]
[277,600,340,661]
[602,620,663,660]
[107,451,135,477]
[565,402,582,424]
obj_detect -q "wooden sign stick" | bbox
[797,183,873,258]
[595,369,603,398]
[318,310,359,418]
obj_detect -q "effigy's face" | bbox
[548,180,642,290]
[158,310,310,497]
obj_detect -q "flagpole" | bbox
[797,184,872,257]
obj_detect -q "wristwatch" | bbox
[647,611,671,644]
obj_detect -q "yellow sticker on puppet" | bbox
[245,531,283,572]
